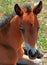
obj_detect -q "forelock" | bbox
[22,4,32,12]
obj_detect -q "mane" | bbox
[0,12,16,28]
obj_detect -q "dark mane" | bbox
[0,12,16,28]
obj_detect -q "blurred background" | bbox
[0,0,47,51]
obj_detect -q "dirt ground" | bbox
[41,51,47,65]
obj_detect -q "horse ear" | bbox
[33,1,42,15]
[14,4,23,16]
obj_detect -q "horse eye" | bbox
[37,27,40,31]
[30,24,32,27]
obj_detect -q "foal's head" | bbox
[14,1,42,47]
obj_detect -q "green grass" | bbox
[0,0,47,50]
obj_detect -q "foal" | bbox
[0,1,42,65]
